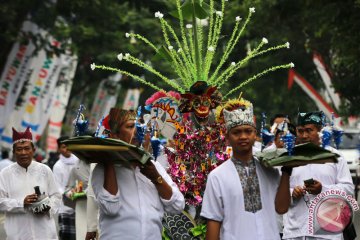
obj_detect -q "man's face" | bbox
[274,133,284,148]
[226,125,257,154]
[274,117,286,125]
[13,141,34,168]
[296,124,320,145]
[59,144,72,158]
[111,120,137,145]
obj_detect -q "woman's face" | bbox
[111,120,137,145]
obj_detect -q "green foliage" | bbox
[0,0,358,122]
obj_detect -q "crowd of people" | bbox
[0,98,356,240]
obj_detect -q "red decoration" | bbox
[12,127,33,143]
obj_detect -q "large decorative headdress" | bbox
[12,127,33,144]
[216,98,254,131]
[90,1,293,100]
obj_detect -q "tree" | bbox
[0,0,358,125]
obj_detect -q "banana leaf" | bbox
[63,136,152,166]
[256,143,339,168]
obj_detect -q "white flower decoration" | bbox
[285,42,290,49]
[155,11,164,19]
[231,62,236,66]
[262,37,268,44]
[177,48,182,53]
[168,46,174,50]
[290,62,295,68]
[249,7,255,13]
[117,53,123,61]
[90,63,96,70]
[125,33,130,38]
[216,11,223,17]
[208,46,215,52]
[124,53,130,60]
[186,24,193,29]
[235,16,242,22]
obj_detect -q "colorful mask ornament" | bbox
[179,81,222,125]
[145,91,182,139]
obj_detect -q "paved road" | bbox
[0,201,359,239]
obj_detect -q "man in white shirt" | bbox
[91,108,185,240]
[282,111,354,240]
[53,136,79,240]
[201,98,292,240]
[0,127,61,239]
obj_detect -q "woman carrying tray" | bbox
[91,108,185,240]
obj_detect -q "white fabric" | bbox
[86,163,98,233]
[53,153,79,214]
[0,161,61,240]
[91,160,185,240]
[0,159,13,172]
[201,159,281,240]
[283,146,354,240]
[66,160,91,239]
[75,198,87,240]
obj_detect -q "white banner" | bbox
[122,88,140,110]
[1,38,63,147]
[0,21,38,136]
[46,54,78,154]
[89,73,121,128]
[313,53,341,110]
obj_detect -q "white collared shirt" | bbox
[201,159,281,240]
[282,146,354,239]
[0,161,61,240]
[91,160,185,240]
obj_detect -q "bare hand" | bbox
[139,161,161,183]
[304,179,322,195]
[292,186,306,200]
[85,231,97,240]
[24,194,38,206]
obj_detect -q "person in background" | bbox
[0,149,13,171]
[65,160,92,240]
[53,136,79,240]
[0,127,61,239]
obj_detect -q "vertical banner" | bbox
[46,54,78,154]
[313,53,341,110]
[1,37,63,147]
[122,88,140,110]
[89,73,121,128]
[0,21,38,136]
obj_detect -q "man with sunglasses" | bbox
[201,99,292,240]
[282,111,353,240]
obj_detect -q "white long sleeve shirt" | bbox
[201,159,281,240]
[91,160,185,240]
[283,146,354,239]
[0,161,61,240]
[53,153,79,214]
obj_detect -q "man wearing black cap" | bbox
[282,111,354,240]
